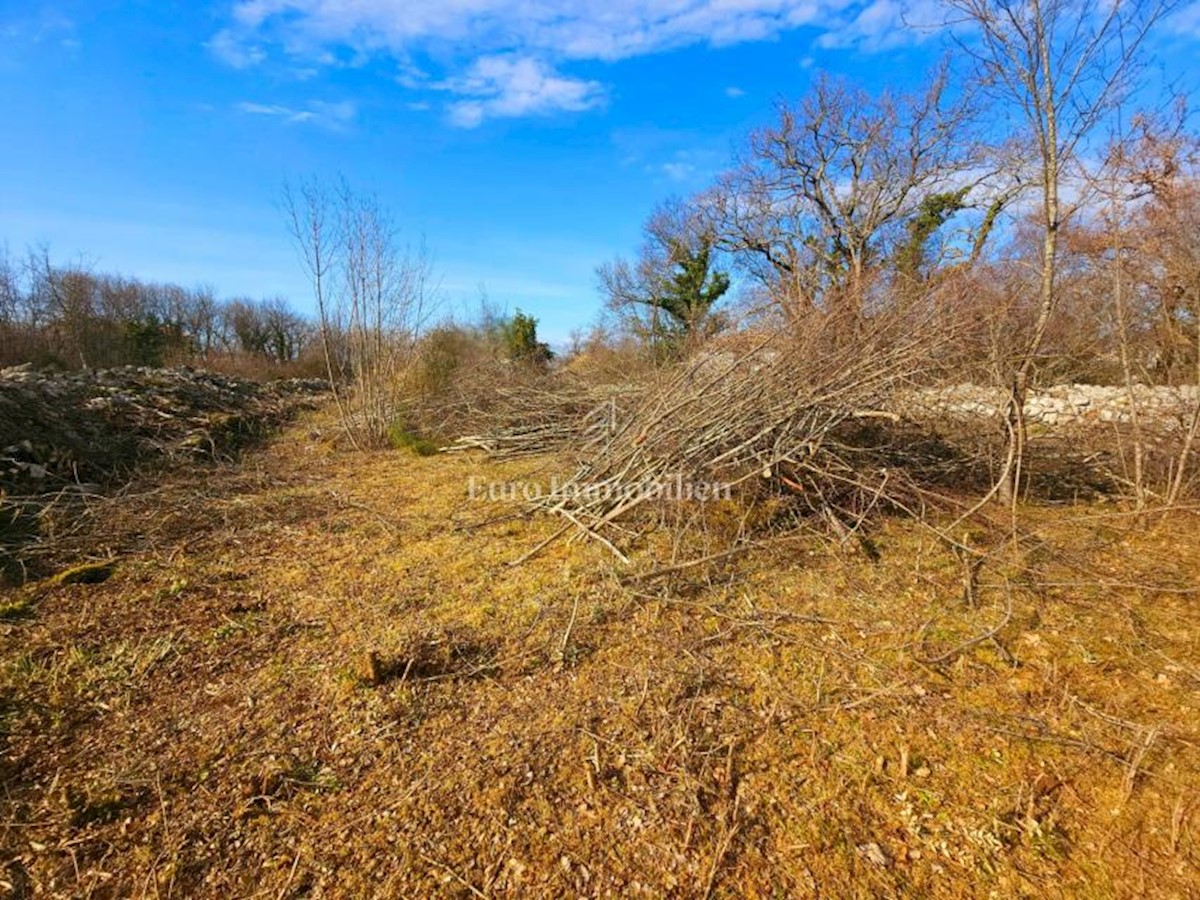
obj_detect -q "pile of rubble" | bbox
[0,364,327,495]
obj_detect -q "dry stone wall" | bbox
[903,384,1200,429]
[695,350,1198,430]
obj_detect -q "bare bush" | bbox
[406,313,636,456]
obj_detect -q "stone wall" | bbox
[903,384,1200,429]
[694,349,1198,430]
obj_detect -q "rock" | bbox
[857,842,891,867]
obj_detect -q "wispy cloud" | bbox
[213,0,892,65]
[208,29,266,68]
[655,146,722,184]
[235,99,357,128]
[661,161,697,182]
[211,1,937,124]
[724,86,746,98]
[816,0,944,50]
[1,8,77,47]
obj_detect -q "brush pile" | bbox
[1,365,328,580]
[522,311,968,562]
[441,378,645,460]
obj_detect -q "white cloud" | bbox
[220,1,844,63]
[209,29,266,68]
[213,1,938,123]
[816,0,943,50]
[817,0,900,48]
[216,0,939,64]
[1171,1,1200,37]
[236,99,357,128]
[441,55,604,128]
[661,161,697,181]
[724,85,746,98]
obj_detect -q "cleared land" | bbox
[2,408,1198,898]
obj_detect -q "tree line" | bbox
[0,247,316,375]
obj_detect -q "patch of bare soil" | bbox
[1,409,1198,897]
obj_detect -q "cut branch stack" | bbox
[523,308,961,562]
[442,378,644,460]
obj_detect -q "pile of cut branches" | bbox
[522,309,970,563]
[439,376,645,460]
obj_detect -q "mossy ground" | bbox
[1,408,1197,897]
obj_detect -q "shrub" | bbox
[387,422,440,456]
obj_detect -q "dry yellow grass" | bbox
[1,409,1198,897]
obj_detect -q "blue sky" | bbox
[1,1,1197,344]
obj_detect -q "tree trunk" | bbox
[999,6,1059,509]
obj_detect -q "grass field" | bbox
[2,410,1198,898]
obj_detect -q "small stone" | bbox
[857,842,891,867]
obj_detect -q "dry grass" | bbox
[1,409,1198,898]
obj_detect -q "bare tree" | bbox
[29,248,100,368]
[225,297,310,364]
[1128,123,1200,504]
[943,0,1177,505]
[284,177,435,448]
[1098,135,1148,506]
[284,177,360,446]
[0,246,24,367]
[337,179,434,443]
[0,246,18,329]
[705,64,978,321]
[182,285,222,358]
